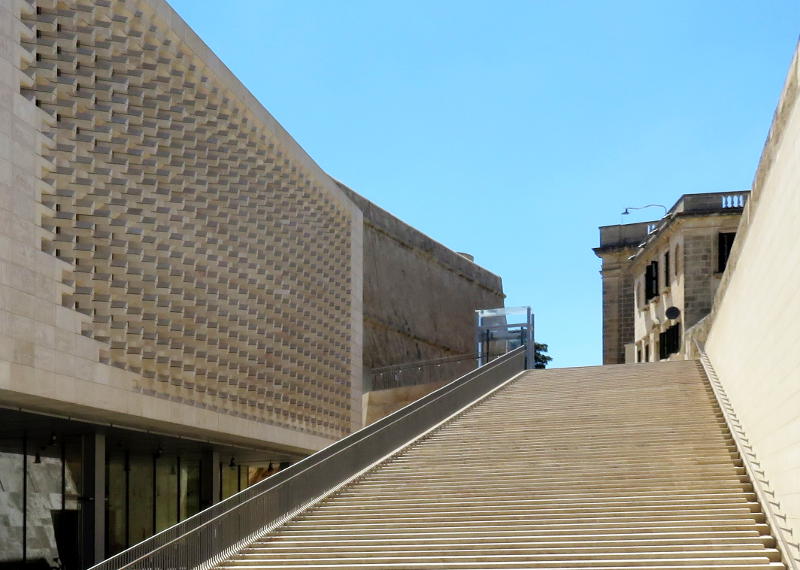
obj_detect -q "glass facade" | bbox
[0,433,86,570]
[0,411,289,567]
[220,462,239,501]
[0,436,25,563]
[106,450,126,555]
[179,458,201,521]
[127,453,154,547]
[155,455,178,533]
[105,452,203,555]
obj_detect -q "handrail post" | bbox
[525,307,534,370]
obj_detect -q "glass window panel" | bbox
[128,455,153,544]
[220,462,238,500]
[155,456,178,532]
[179,459,200,521]
[238,466,248,492]
[247,463,276,487]
[59,436,84,570]
[62,438,82,513]
[106,450,127,555]
[0,437,24,563]
[25,443,62,566]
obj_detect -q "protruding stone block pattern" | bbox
[17,0,355,439]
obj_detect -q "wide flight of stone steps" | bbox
[217,360,785,569]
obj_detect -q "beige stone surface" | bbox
[595,243,639,364]
[631,215,741,361]
[361,379,449,425]
[336,181,504,371]
[596,197,744,365]
[217,361,786,568]
[705,45,800,552]
[0,0,365,453]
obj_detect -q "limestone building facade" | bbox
[0,0,503,567]
[595,191,747,364]
[336,181,504,375]
[337,181,505,424]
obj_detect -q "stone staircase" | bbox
[217,361,785,569]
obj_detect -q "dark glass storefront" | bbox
[0,409,292,569]
[0,431,91,570]
[104,449,202,554]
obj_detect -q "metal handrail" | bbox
[90,345,527,570]
[371,351,477,373]
[697,344,800,569]
[365,352,479,392]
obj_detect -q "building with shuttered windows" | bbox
[594,191,748,364]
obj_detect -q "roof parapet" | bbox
[596,191,750,254]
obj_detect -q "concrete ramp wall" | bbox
[705,45,800,549]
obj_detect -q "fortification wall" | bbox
[336,182,505,373]
[0,0,363,453]
[705,45,800,548]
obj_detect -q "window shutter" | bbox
[718,232,736,272]
[645,260,659,300]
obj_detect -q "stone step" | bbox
[214,362,784,570]
[335,483,755,500]
[227,547,783,562]
[217,557,785,570]
[303,503,765,519]
[276,521,771,536]
[267,526,775,542]
[249,534,775,549]
[314,493,759,511]
[296,506,765,522]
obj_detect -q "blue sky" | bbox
[169,0,799,367]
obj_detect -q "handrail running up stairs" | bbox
[697,344,800,570]
[89,345,528,570]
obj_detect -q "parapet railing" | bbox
[670,190,749,216]
[633,191,751,251]
[365,352,478,392]
[90,345,527,570]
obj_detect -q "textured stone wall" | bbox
[0,0,362,452]
[336,182,504,372]
[598,249,636,364]
[682,234,713,329]
[594,222,652,365]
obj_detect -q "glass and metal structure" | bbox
[475,306,535,369]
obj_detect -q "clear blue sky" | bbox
[169,0,799,368]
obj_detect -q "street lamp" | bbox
[621,204,668,217]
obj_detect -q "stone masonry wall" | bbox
[682,234,713,329]
[336,182,504,372]
[598,249,636,364]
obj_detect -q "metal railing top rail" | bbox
[697,344,800,570]
[370,352,477,374]
[365,353,478,393]
[365,349,521,392]
[90,345,527,570]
